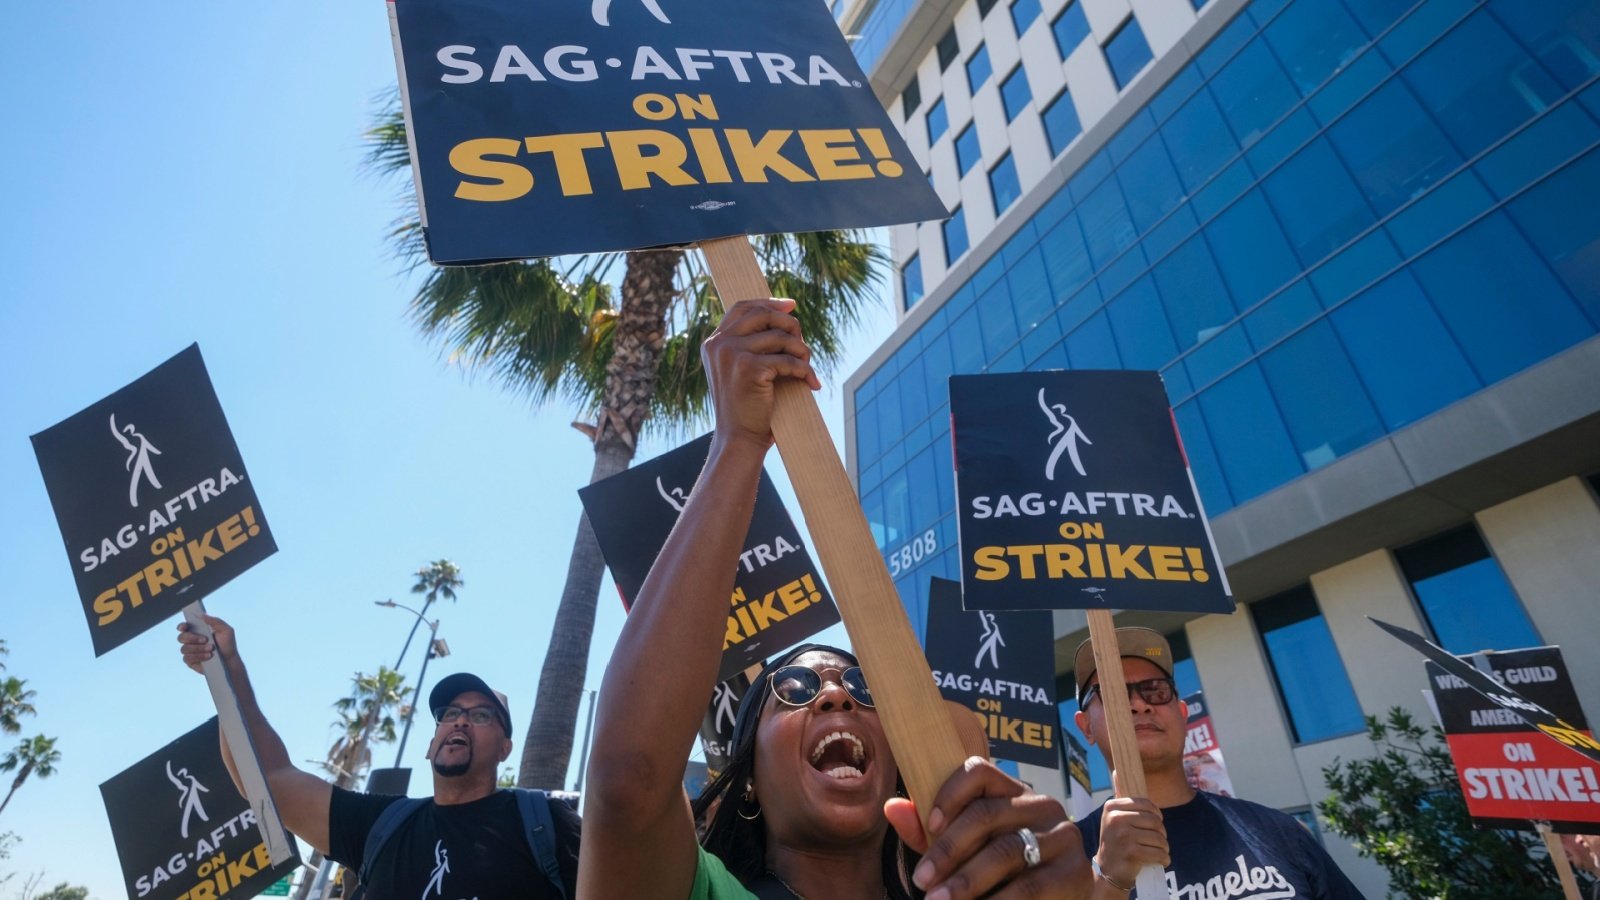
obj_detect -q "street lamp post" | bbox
[374,600,449,767]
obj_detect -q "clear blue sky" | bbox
[0,4,889,895]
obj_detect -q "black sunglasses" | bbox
[768,665,875,708]
[1082,677,1176,708]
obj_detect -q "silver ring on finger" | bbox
[1016,827,1042,869]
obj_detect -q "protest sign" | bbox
[1059,728,1098,820]
[1181,692,1235,798]
[700,667,756,779]
[923,578,1058,766]
[950,370,1230,613]
[580,433,840,681]
[1427,646,1600,833]
[1373,619,1600,766]
[31,345,276,657]
[100,717,299,900]
[386,0,946,263]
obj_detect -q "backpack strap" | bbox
[354,796,430,898]
[510,788,568,899]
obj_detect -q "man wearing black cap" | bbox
[178,615,580,899]
[1070,626,1363,899]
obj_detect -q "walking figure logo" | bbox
[712,682,738,732]
[165,760,210,839]
[423,840,451,899]
[591,0,670,26]
[1037,388,1091,481]
[656,477,688,513]
[974,612,1006,669]
[110,414,163,507]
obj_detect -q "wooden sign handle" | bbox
[699,235,967,823]
[1086,608,1172,899]
[1538,823,1582,900]
[182,601,296,866]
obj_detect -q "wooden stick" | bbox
[1539,823,1582,900]
[699,235,967,822]
[1086,608,1171,900]
[182,601,296,866]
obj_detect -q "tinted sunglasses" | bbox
[768,665,875,708]
[1082,677,1176,708]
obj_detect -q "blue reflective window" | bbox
[943,206,970,265]
[1477,102,1600,201]
[1185,324,1252,388]
[1106,18,1155,89]
[977,282,1019,358]
[901,254,924,310]
[927,97,949,142]
[949,305,987,373]
[955,124,982,176]
[1204,190,1300,310]
[1403,11,1561,158]
[1053,2,1091,57]
[1244,282,1319,349]
[1065,312,1121,368]
[1327,80,1461,218]
[1007,247,1054,330]
[1262,139,1375,266]
[1117,134,1184,233]
[1198,363,1303,504]
[1153,235,1235,350]
[1252,586,1367,743]
[907,445,941,532]
[1385,171,1494,258]
[1011,0,1042,33]
[1078,177,1137,269]
[1001,67,1032,122]
[1162,89,1237,192]
[1173,401,1233,512]
[921,330,955,409]
[967,45,994,94]
[1040,214,1093,301]
[1262,0,1368,96]
[1259,322,1385,470]
[1043,91,1084,156]
[932,424,955,513]
[899,354,929,429]
[1396,525,1541,655]
[1331,271,1480,430]
[990,153,1023,215]
[1311,229,1402,307]
[1209,37,1298,149]
[1506,145,1600,325]
[1108,276,1179,369]
[1493,0,1600,92]
[1409,213,1592,384]
[881,467,911,549]
[857,397,880,465]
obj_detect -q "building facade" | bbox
[838,0,1600,892]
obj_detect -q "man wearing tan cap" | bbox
[1070,627,1364,898]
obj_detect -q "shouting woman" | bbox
[579,299,1097,900]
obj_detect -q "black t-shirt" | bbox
[1078,791,1366,900]
[326,787,581,899]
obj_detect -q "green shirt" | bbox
[689,846,758,900]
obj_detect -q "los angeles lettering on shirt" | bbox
[1078,791,1367,900]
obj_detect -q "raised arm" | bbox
[177,615,335,854]
[579,299,819,900]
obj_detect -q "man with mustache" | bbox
[1072,627,1364,898]
[178,616,580,899]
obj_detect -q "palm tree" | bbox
[0,736,61,816]
[326,666,408,789]
[397,559,462,668]
[366,91,887,789]
[0,679,37,736]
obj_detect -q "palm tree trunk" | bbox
[518,248,683,789]
[0,765,31,816]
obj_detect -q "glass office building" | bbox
[838,0,1600,890]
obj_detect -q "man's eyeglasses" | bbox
[769,665,875,708]
[434,705,503,728]
[1082,677,1176,708]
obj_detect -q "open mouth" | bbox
[442,733,471,748]
[809,730,869,780]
